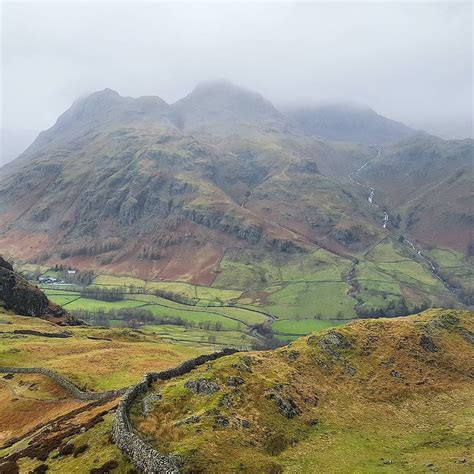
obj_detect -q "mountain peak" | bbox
[191,79,251,95]
[87,88,120,98]
[172,80,282,132]
[27,89,171,151]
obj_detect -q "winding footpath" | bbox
[349,148,455,294]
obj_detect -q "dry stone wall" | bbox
[0,366,126,400]
[112,348,239,473]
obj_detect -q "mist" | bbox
[1,0,472,164]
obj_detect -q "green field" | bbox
[213,247,351,290]
[426,248,473,297]
[263,281,357,320]
[273,318,347,340]
[352,240,457,313]
[26,237,468,345]
[93,274,242,302]
[43,284,267,349]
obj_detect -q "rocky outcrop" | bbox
[0,256,79,325]
[265,391,300,419]
[112,348,239,473]
[314,330,352,359]
[184,378,220,395]
[184,207,263,244]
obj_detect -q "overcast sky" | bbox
[1,1,472,143]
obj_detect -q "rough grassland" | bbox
[0,313,208,391]
[0,310,210,473]
[132,309,474,473]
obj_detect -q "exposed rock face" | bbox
[0,256,79,325]
[419,335,439,353]
[226,376,245,387]
[0,257,13,272]
[184,378,220,395]
[315,330,352,358]
[266,391,300,419]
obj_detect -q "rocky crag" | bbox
[0,256,79,325]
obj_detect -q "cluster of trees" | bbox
[252,322,285,349]
[153,289,198,306]
[138,245,162,260]
[356,299,429,318]
[79,286,125,302]
[50,265,95,286]
[59,239,122,258]
[457,288,473,306]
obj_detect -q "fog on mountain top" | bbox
[1,1,472,165]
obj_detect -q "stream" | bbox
[348,148,455,294]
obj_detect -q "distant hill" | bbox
[172,79,285,133]
[284,103,417,144]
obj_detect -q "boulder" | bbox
[184,378,220,395]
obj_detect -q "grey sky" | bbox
[1,1,472,140]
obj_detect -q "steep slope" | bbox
[0,87,385,284]
[284,103,417,145]
[0,256,77,324]
[358,134,474,253]
[19,89,171,157]
[129,308,474,473]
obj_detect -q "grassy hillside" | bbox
[0,308,210,473]
[130,309,474,473]
[1,304,472,473]
[360,134,473,253]
[0,313,207,391]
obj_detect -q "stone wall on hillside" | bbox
[0,366,126,400]
[112,348,239,473]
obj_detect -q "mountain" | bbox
[0,256,77,324]
[0,82,471,316]
[0,84,381,273]
[128,309,474,472]
[15,89,171,160]
[172,79,285,134]
[284,103,417,144]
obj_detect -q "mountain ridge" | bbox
[0,81,471,316]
